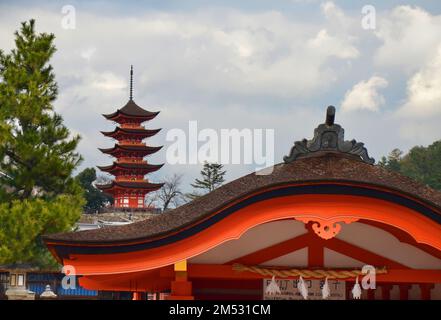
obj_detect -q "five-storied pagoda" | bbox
[96,66,163,208]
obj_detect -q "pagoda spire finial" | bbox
[130,65,134,101]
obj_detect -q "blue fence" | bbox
[57,284,98,296]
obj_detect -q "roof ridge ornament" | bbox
[283,106,375,164]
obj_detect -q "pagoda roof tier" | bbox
[97,162,164,174]
[103,100,159,122]
[100,127,161,139]
[99,144,162,157]
[96,181,164,192]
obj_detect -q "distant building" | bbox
[96,66,163,209]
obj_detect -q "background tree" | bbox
[155,174,185,211]
[379,141,441,191]
[378,148,403,173]
[0,20,84,268]
[75,168,112,213]
[188,162,226,199]
[95,173,113,185]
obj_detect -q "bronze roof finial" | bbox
[284,105,375,164]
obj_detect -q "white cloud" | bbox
[80,47,96,61]
[92,72,126,91]
[321,1,345,24]
[1,6,359,186]
[398,45,441,118]
[374,5,441,73]
[371,5,441,144]
[307,29,359,59]
[36,7,361,98]
[341,76,388,112]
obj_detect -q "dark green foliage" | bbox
[75,168,112,213]
[379,142,441,191]
[378,148,403,173]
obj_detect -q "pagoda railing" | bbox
[99,206,162,214]
[118,140,145,146]
[115,176,146,182]
[120,123,143,129]
[117,158,145,163]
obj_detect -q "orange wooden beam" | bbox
[79,267,173,292]
[419,283,435,300]
[305,223,325,267]
[78,263,441,292]
[376,271,441,283]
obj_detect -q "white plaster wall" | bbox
[324,248,364,268]
[262,247,308,267]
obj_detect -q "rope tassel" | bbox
[298,276,308,300]
[322,277,331,299]
[233,264,384,300]
[352,276,362,299]
[265,276,281,295]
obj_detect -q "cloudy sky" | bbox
[1,0,441,190]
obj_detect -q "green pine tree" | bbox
[0,20,84,268]
[378,148,403,173]
[189,162,226,198]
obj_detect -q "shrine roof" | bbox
[45,154,441,244]
[44,106,441,245]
